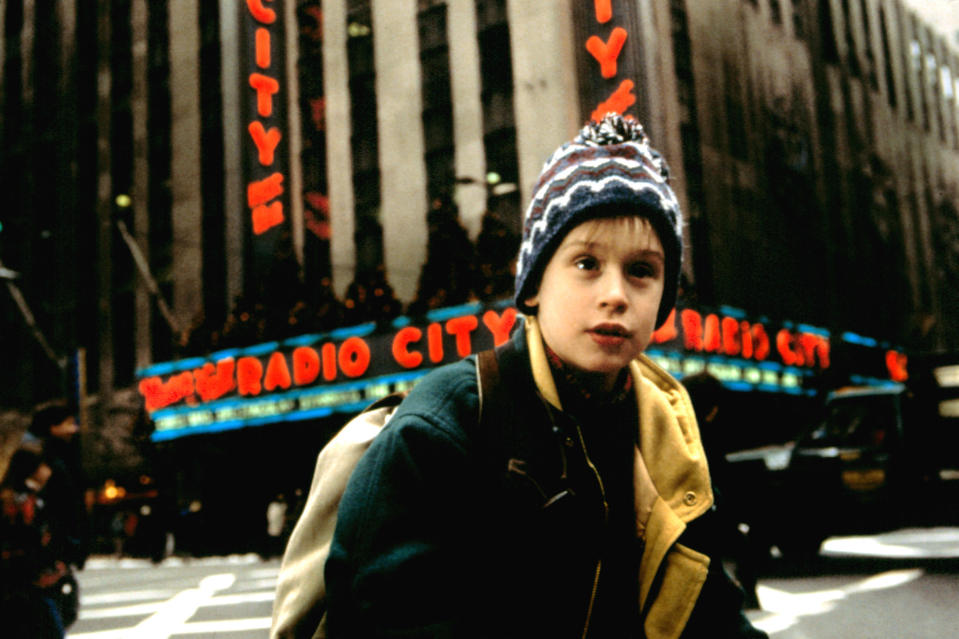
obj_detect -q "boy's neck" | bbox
[543,342,633,406]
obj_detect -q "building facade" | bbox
[1,0,958,428]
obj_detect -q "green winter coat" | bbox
[273,317,764,639]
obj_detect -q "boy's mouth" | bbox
[589,324,632,338]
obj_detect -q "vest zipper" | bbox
[573,422,608,639]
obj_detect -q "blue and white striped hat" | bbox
[514,113,683,328]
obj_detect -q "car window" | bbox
[804,395,898,449]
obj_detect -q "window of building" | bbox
[199,0,227,334]
[724,55,748,159]
[840,0,860,76]
[792,1,805,39]
[818,0,840,63]
[897,3,915,121]
[878,6,897,109]
[670,0,711,303]
[147,0,174,363]
[912,39,926,125]
[111,0,137,387]
[940,58,959,149]
[952,56,959,149]
[912,17,930,131]
[347,2,383,274]
[859,0,877,89]
[769,0,782,25]
[296,1,332,287]
[926,32,947,143]
[475,0,520,233]
[418,1,455,202]
[73,1,105,387]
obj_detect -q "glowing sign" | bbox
[244,0,288,237]
[584,0,636,121]
[650,307,831,370]
[138,306,516,416]
[138,299,912,441]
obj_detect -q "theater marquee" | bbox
[137,300,908,442]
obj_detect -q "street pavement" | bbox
[67,554,279,638]
[66,527,959,638]
[747,527,959,638]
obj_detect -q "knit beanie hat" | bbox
[514,113,683,328]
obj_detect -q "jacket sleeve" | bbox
[678,510,769,639]
[324,374,482,639]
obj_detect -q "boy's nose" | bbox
[598,272,628,310]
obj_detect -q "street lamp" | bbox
[113,194,182,336]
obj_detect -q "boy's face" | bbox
[525,216,665,390]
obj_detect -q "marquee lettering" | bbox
[293,346,320,385]
[246,0,276,24]
[238,356,264,395]
[338,337,371,378]
[651,308,678,344]
[584,3,636,121]
[138,307,520,413]
[248,122,282,165]
[447,315,479,358]
[249,73,280,117]
[256,28,271,68]
[137,301,907,439]
[661,308,811,366]
[586,27,628,79]
[245,0,286,235]
[886,350,908,382]
[248,173,284,207]
[591,79,636,122]
[594,0,613,23]
[393,327,425,369]
[482,307,518,345]
[194,359,236,401]
[265,351,293,391]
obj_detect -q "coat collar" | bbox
[523,315,713,523]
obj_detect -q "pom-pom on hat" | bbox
[513,113,683,328]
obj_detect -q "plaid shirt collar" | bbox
[543,342,634,408]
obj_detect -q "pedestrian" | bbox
[265,493,288,559]
[0,446,68,638]
[322,114,766,638]
[682,370,763,609]
[23,401,89,629]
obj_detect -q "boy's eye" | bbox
[574,256,599,271]
[628,262,656,279]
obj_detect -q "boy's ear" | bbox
[523,293,539,309]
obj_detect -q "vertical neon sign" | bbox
[244,0,291,285]
[576,0,642,122]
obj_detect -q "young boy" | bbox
[322,114,766,638]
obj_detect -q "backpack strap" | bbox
[476,348,501,429]
[364,390,409,414]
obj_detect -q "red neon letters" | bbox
[885,350,908,382]
[246,0,285,235]
[139,308,519,412]
[584,3,637,121]
[651,307,828,369]
[586,27,628,79]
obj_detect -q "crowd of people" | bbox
[178,204,519,357]
[1,402,89,638]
